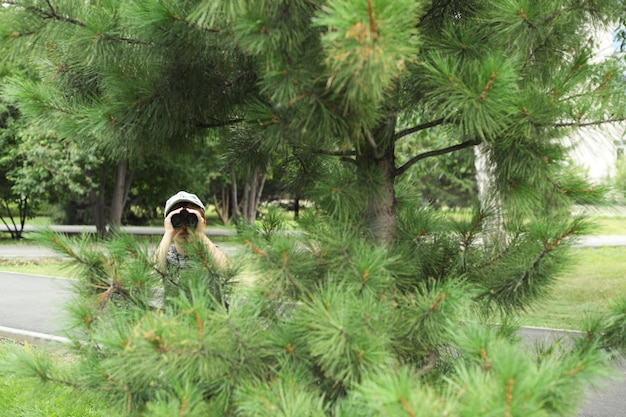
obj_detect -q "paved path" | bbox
[0,272,73,335]
[2,223,625,245]
[521,327,626,417]
[0,241,242,260]
[0,224,236,237]
[1,233,625,260]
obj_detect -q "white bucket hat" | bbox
[164,191,205,217]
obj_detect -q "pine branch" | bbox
[5,25,46,39]
[34,369,79,388]
[513,248,549,293]
[196,118,244,129]
[393,118,445,141]
[395,139,480,177]
[480,229,524,271]
[113,37,149,46]
[27,0,87,27]
[461,212,485,250]
[226,316,249,352]
[540,116,626,128]
[314,149,357,157]
[8,1,149,45]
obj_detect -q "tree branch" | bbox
[196,119,244,129]
[9,1,149,44]
[394,118,445,141]
[32,1,87,27]
[539,116,626,128]
[314,149,357,157]
[395,139,480,177]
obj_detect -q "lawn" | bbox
[589,216,626,235]
[516,246,626,329]
[0,340,111,416]
[0,258,74,278]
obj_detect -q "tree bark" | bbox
[109,159,133,229]
[230,171,240,223]
[240,164,268,223]
[358,116,398,244]
[90,163,107,238]
[252,161,269,220]
[293,197,300,220]
[0,196,27,240]
[473,143,506,245]
[213,188,232,225]
[245,180,255,222]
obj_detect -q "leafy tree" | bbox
[0,0,258,233]
[0,98,29,239]
[218,125,273,224]
[0,62,43,239]
[2,1,626,417]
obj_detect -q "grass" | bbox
[0,340,111,417]
[516,246,626,330]
[0,258,75,278]
[589,217,626,235]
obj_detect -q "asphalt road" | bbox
[0,271,73,335]
[521,327,626,417]
[1,236,625,416]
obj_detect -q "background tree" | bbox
[0,63,41,239]
[219,125,272,224]
[0,98,29,239]
[394,119,478,208]
[0,0,258,233]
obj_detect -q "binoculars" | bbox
[171,208,199,228]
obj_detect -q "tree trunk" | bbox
[230,171,240,224]
[240,163,269,223]
[90,163,107,238]
[473,143,506,245]
[0,196,27,240]
[241,173,253,223]
[109,159,133,229]
[252,161,269,220]
[213,187,232,225]
[293,197,300,221]
[357,117,398,244]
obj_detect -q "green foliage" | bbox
[2,218,622,416]
[1,0,261,229]
[450,322,613,417]
[1,0,626,415]
[0,342,113,416]
[584,295,626,352]
[314,0,421,121]
[613,154,626,203]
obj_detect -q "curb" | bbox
[0,224,236,237]
[0,323,583,346]
[0,326,70,345]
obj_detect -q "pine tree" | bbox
[1,1,626,416]
[191,0,626,243]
